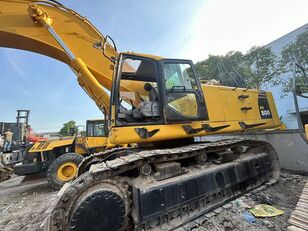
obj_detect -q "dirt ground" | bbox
[198,171,307,231]
[0,175,56,231]
[0,172,306,231]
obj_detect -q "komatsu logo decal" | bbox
[258,94,272,119]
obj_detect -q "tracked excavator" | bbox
[0,0,282,230]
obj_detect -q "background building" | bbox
[265,23,308,128]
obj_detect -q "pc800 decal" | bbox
[258,93,272,119]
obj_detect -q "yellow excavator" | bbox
[14,119,114,189]
[0,1,282,230]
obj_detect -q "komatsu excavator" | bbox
[0,1,282,230]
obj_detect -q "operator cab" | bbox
[116,57,160,124]
[86,120,106,137]
[112,54,208,126]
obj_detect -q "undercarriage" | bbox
[42,139,280,231]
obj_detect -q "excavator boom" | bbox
[0,0,116,112]
[0,0,146,113]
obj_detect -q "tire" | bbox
[47,153,84,190]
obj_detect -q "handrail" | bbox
[292,62,308,144]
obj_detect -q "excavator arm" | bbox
[0,0,117,113]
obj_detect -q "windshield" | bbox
[163,62,200,118]
[163,63,198,90]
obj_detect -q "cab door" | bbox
[84,120,108,150]
[161,60,208,122]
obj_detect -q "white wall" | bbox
[264,23,308,128]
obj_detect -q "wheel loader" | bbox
[15,119,114,189]
[0,1,282,230]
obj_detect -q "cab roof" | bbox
[121,52,164,61]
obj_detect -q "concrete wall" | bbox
[199,130,308,173]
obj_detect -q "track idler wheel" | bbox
[68,181,130,231]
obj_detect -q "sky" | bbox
[0,0,307,132]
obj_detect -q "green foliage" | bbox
[195,47,278,89]
[244,46,279,89]
[278,30,308,94]
[195,30,307,93]
[195,51,240,79]
[59,120,76,136]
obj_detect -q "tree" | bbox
[195,47,278,89]
[59,120,76,136]
[195,55,222,81]
[244,46,278,89]
[278,30,308,94]
[195,51,248,87]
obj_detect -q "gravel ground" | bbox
[199,172,307,231]
[0,172,306,231]
[0,175,56,231]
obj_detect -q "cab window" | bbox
[86,121,105,137]
[116,56,161,125]
[163,62,199,118]
[164,63,198,90]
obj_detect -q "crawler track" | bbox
[42,139,280,231]
[172,177,278,231]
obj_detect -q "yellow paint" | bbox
[29,137,75,153]
[28,3,54,26]
[305,124,308,140]
[236,89,259,120]
[109,119,279,145]
[110,85,281,145]
[71,58,111,112]
[201,85,225,122]
[0,0,282,149]
[74,145,87,155]
[203,84,280,122]
[0,0,144,113]
[56,162,78,182]
[75,136,112,153]
[121,52,163,61]
[29,120,113,155]
[0,0,116,92]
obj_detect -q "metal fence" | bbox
[0,122,24,142]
